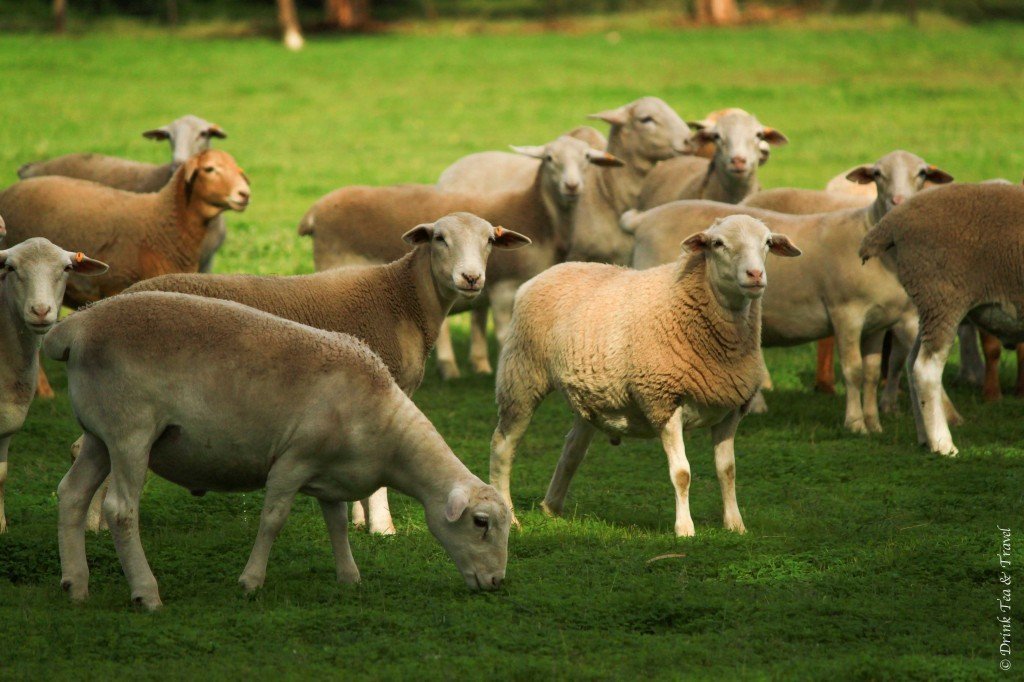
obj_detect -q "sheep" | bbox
[489,215,801,536]
[688,108,774,163]
[825,166,879,199]
[0,238,107,533]
[859,181,1024,456]
[18,115,229,274]
[436,125,608,194]
[44,291,511,610]
[637,110,788,210]
[298,136,623,386]
[627,150,958,434]
[107,213,528,537]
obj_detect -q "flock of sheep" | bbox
[1,98,1021,610]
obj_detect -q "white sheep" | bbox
[637,110,787,209]
[627,150,959,433]
[45,291,511,610]
[0,237,107,533]
[18,115,229,273]
[860,181,1024,456]
[489,215,800,536]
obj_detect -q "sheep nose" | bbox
[892,195,905,205]
[746,269,763,282]
[461,273,481,289]
[30,304,52,319]
[564,180,580,192]
[731,155,748,169]
[237,189,251,201]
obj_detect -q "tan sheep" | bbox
[489,215,800,536]
[859,182,1024,456]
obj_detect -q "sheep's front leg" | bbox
[364,487,395,535]
[541,415,596,517]
[58,433,110,602]
[104,432,161,610]
[860,330,886,433]
[434,318,461,380]
[710,411,745,533]
[239,465,303,593]
[468,305,493,375]
[831,309,869,433]
[0,436,10,534]
[661,408,694,537]
[913,338,958,456]
[319,498,360,584]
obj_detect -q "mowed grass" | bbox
[1,19,1024,679]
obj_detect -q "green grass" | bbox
[2,19,1024,679]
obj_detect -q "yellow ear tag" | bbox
[75,252,85,263]
[495,227,504,238]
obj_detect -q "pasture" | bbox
[1,17,1023,678]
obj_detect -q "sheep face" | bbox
[691,112,787,178]
[846,150,953,213]
[590,97,693,163]
[143,115,227,168]
[682,216,800,310]
[0,238,107,333]
[402,213,530,300]
[183,150,251,213]
[512,136,624,206]
[426,483,511,591]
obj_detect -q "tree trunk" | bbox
[907,0,918,25]
[167,0,178,27]
[278,0,305,50]
[325,0,371,31]
[694,0,740,26]
[54,0,67,34]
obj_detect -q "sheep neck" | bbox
[534,168,573,255]
[0,284,41,407]
[150,174,222,273]
[673,254,760,348]
[596,124,653,214]
[867,195,889,227]
[703,158,758,203]
[403,245,455,360]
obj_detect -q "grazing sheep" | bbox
[298,136,620,387]
[628,150,957,434]
[436,125,608,194]
[637,110,788,209]
[859,182,1024,456]
[18,115,229,274]
[119,213,529,536]
[489,215,801,535]
[0,238,107,533]
[45,291,511,610]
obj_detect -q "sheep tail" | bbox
[297,207,316,237]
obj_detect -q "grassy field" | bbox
[1,18,1023,679]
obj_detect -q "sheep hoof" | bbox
[470,359,493,375]
[845,418,868,435]
[934,443,959,458]
[813,382,836,395]
[337,566,361,585]
[369,523,396,536]
[0,516,6,534]
[865,418,883,434]
[724,516,746,534]
[131,593,163,611]
[879,397,899,414]
[946,411,965,427]
[510,514,522,531]
[674,521,696,538]
[238,574,264,594]
[61,577,89,602]
[437,361,461,381]
[539,500,562,518]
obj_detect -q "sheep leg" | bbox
[434,318,461,380]
[318,498,360,584]
[36,359,55,400]
[956,322,985,387]
[832,309,869,434]
[882,315,918,414]
[351,499,366,529]
[541,416,596,518]
[57,433,110,602]
[468,305,493,375]
[71,435,108,532]
[238,466,303,594]
[0,436,9,534]
[981,330,1003,402]
[488,281,519,349]
[364,487,395,535]
[711,411,745,533]
[661,408,695,537]
[490,403,539,529]
[104,432,162,610]
[860,330,886,433]
[814,337,837,394]
[914,337,958,456]
[905,335,929,447]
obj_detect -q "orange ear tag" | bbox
[495,227,505,238]
[75,252,85,263]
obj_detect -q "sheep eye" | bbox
[712,240,725,248]
[544,154,554,163]
[473,514,488,528]
[433,234,447,244]
[204,166,215,173]
[917,168,928,177]
[872,169,882,178]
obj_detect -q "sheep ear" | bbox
[686,120,709,131]
[693,128,720,145]
[206,125,227,140]
[681,231,711,253]
[445,487,470,522]
[768,234,801,257]
[68,252,109,276]
[586,150,625,167]
[142,128,171,141]
[923,165,953,184]
[845,165,877,185]
[509,145,546,160]
[402,223,435,245]
[761,128,788,146]
[491,226,532,250]
[588,105,630,127]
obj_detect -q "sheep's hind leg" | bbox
[238,463,305,594]
[831,309,869,434]
[711,411,746,533]
[541,415,596,518]
[860,329,886,433]
[468,305,493,375]
[914,334,958,457]
[434,318,461,380]
[0,436,8,534]
[661,408,695,537]
[319,498,360,584]
[364,487,395,535]
[58,433,110,602]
